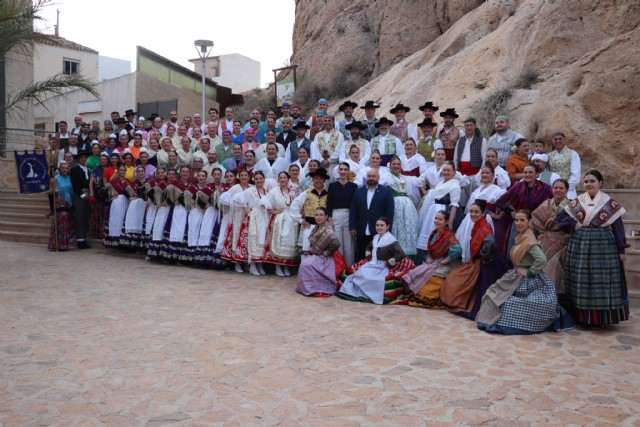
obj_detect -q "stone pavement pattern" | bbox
[0,241,639,426]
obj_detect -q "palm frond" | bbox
[4,73,101,115]
[0,0,58,57]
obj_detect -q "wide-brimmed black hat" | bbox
[124,109,137,116]
[308,167,330,180]
[338,100,358,111]
[390,103,411,114]
[149,113,160,120]
[417,118,438,128]
[418,101,439,112]
[360,100,380,109]
[292,122,310,130]
[345,120,366,131]
[74,150,89,158]
[439,108,459,118]
[114,117,127,125]
[375,116,394,128]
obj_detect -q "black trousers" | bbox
[72,193,90,240]
[355,234,374,263]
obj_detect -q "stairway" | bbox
[623,219,640,301]
[0,189,51,244]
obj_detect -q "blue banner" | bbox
[14,150,50,194]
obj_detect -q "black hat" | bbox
[417,118,438,128]
[439,108,459,118]
[338,100,358,111]
[360,100,380,109]
[149,113,160,120]
[74,150,89,159]
[418,101,439,112]
[345,120,366,131]
[124,109,137,117]
[115,117,127,125]
[375,116,394,128]
[308,167,330,180]
[292,122,310,130]
[390,103,411,114]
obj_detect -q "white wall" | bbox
[34,74,136,130]
[34,43,99,84]
[190,54,261,93]
[99,55,131,81]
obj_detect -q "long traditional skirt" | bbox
[264,214,300,266]
[159,205,191,263]
[337,258,415,305]
[89,201,109,239]
[48,205,74,251]
[119,198,147,251]
[187,207,204,248]
[477,270,575,335]
[146,206,170,261]
[404,259,457,309]
[103,195,129,248]
[296,254,337,296]
[441,253,512,320]
[392,195,419,257]
[565,227,629,325]
[142,205,158,250]
[193,208,226,269]
[221,214,250,263]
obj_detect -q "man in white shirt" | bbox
[389,103,418,143]
[336,100,358,140]
[548,131,581,199]
[453,117,487,176]
[487,115,525,168]
[335,120,371,164]
[218,107,235,136]
[311,115,344,175]
[370,117,405,165]
[360,100,380,141]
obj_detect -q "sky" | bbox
[37,0,296,87]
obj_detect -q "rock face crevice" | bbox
[289,0,640,188]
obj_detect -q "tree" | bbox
[0,0,100,116]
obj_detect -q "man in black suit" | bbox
[69,150,91,249]
[349,168,395,262]
[275,118,296,150]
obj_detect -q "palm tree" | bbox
[0,0,100,115]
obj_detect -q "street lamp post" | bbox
[194,39,214,122]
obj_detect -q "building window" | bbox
[63,59,80,75]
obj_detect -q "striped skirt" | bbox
[565,227,629,325]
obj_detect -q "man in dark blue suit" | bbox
[349,168,395,262]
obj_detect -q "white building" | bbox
[99,56,131,81]
[34,37,99,84]
[189,53,260,93]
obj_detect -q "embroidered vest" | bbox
[317,130,340,155]
[361,118,378,141]
[303,188,327,218]
[337,119,352,140]
[371,134,397,155]
[548,146,573,181]
[390,120,409,143]
[438,126,460,149]
[456,134,484,168]
[417,136,436,160]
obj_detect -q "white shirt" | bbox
[453,135,488,166]
[365,185,377,235]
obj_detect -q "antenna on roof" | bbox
[55,9,59,37]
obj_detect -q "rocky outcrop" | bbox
[310,0,639,188]
[289,0,484,84]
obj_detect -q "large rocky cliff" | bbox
[290,0,640,188]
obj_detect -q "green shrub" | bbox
[470,88,513,136]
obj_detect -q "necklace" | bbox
[281,187,292,206]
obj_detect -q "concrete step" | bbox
[0,203,50,214]
[0,211,51,225]
[0,220,49,233]
[0,230,49,245]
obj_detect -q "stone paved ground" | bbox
[0,241,639,427]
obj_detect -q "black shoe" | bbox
[77,241,88,249]
[84,242,91,249]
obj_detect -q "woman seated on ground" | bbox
[403,211,462,309]
[476,209,575,334]
[296,207,341,297]
[440,200,512,320]
[337,217,415,305]
[530,178,571,294]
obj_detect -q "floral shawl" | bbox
[470,217,493,260]
[309,221,336,254]
[427,227,459,260]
